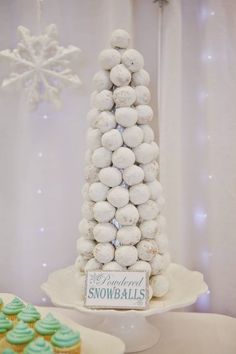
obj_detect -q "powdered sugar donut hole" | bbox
[141,161,159,182]
[84,165,99,183]
[93,201,116,222]
[122,126,143,148]
[150,254,169,275]
[117,226,141,245]
[113,86,136,107]
[96,111,116,133]
[149,285,153,300]
[151,142,159,159]
[90,91,98,107]
[115,203,139,226]
[102,129,123,151]
[110,64,131,87]
[136,105,153,124]
[94,90,114,111]
[103,261,125,271]
[75,255,87,273]
[111,29,130,49]
[84,258,102,272]
[78,219,97,239]
[81,183,90,200]
[150,274,169,297]
[107,186,129,208]
[134,143,155,164]
[122,49,144,72]
[131,69,150,87]
[140,220,158,240]
[92,147,112,168]
[147,180,163,200]
[93,243,115,264]
[87,109,99,128]
[129,183,150,205]
[134,86,151,105]
[99,48,121,70]
[129,260,152,277]
[139,125,154,143]
[93,223,117,243]
[138,200,159,221]
[115,245,138,267]
[86,128,101,151]
[88,182,109,202]
[123,165,144,186]
[77,238,96,259]
[157,234,169,255]
[152,252,170,274]
[115,107,138,127]
[99,167,122,187]
[137,239,158,261]
[81,200,94,220]
[112,147,135,169]
[93,70,113,92]
[84,150,92,166]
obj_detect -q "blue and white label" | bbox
[85,271,148,309]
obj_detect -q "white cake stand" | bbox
[42,263,208,353]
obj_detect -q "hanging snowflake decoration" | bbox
[0,24,81,109]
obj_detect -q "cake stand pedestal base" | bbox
[97,315,159,352]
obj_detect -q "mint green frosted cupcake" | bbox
[51,325,81,354]
[35,313,61,340]
[6,320,35,352]
[2,297,25,321]
[17,304,41,328]
[0,297,3,310]
[23,337,54,353]
[0,312,13,339]
[2,349,17,354]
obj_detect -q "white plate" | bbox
[0,293,125,354]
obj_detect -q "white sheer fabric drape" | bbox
[160,0,236,316]
[0,0,132,305]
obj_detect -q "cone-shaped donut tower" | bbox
[76,29,170,299]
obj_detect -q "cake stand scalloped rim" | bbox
[41,262,208,317]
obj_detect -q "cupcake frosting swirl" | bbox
[23,338,54,353]
[3,297,25,315]
[35,313,60,335]
[17,304,41,323]
[2,349,17,354]
[0,312,13,333]
[51,325,80,348]
[6,321,35,344]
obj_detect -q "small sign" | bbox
[85,271,149,309]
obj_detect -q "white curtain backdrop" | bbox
[0,0,133,305]
[160,0,236,316]
[0,0,236,317]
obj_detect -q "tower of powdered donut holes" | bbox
[76,29,170,299]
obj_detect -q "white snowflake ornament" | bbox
[0,24,81,109]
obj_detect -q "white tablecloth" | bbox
[52,308,236,354]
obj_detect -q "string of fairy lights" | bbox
[38,111,49,304]
[194,5,216,311]
[156,0,213,311]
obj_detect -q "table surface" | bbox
[52,308,236,354]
